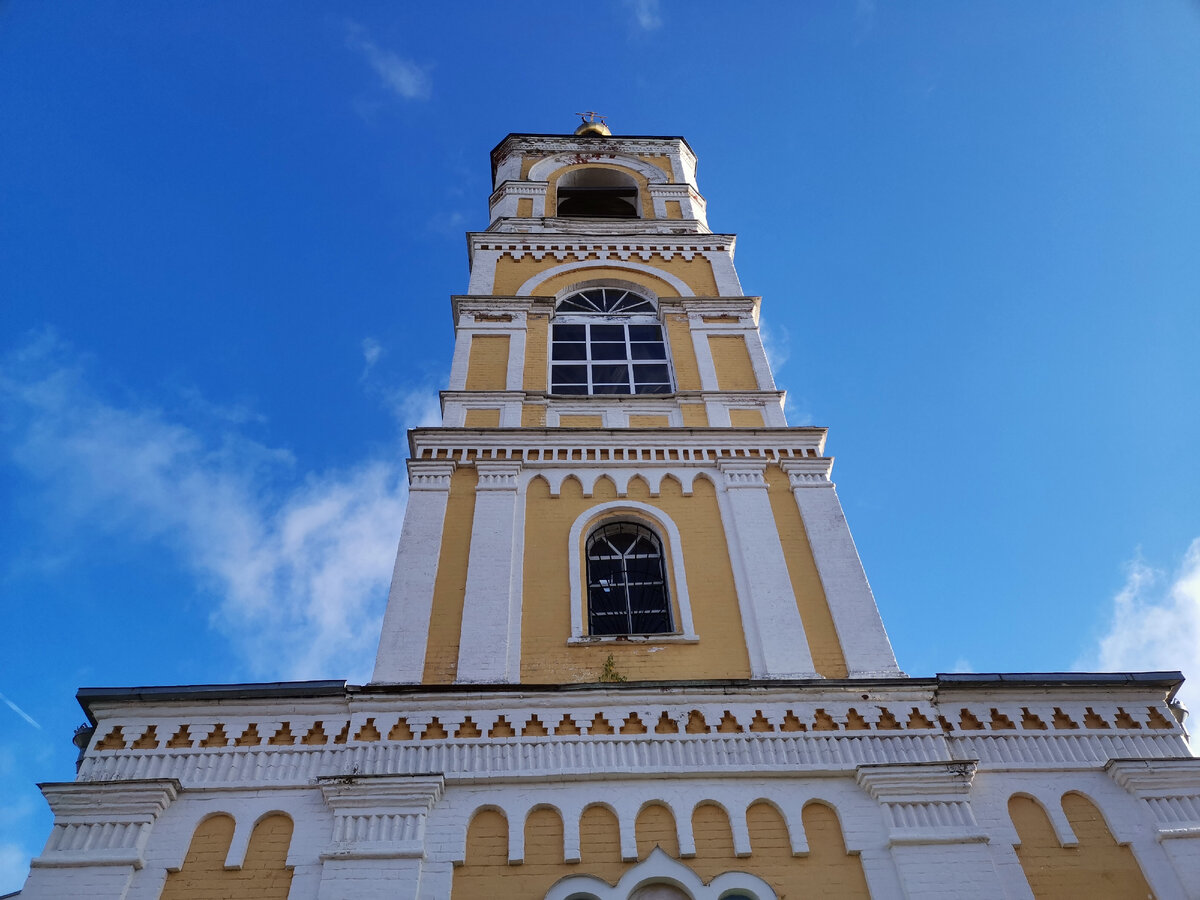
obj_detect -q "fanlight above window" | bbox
[551,289,672,396]
[556,288,656,315]
[587,522,673,636]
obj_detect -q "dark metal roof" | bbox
[74,671,1184,722]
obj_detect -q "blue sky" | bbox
[2,1,1199,889]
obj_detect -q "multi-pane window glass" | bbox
[550,289,672,395]
[586,522,673,636]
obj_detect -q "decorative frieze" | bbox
[1108,758,1200,838]
[856,762,987,845]
[32,779,179,869]
[320,775,443,859]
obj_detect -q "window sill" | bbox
[568,634,699,646]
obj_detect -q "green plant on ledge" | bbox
[599,653,627,683]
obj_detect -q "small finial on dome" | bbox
[574,111,611,137]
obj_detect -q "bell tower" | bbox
[20,119,1198,900]
[372,120,902,687]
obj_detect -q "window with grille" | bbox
[550,288,672,396]
[586,522,673,636]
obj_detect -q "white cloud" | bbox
[0,332,437,683]
[1081,540,1200,713]
[361,337,383,380]
[759,318,790,373]
[623,0,663,31]
[346,23,430,101]
[0,842,31,894]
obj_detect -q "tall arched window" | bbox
[551,288,672,395]
[586,522,672,636]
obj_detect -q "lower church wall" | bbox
[18,681,1200,899]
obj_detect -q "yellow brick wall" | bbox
[728,408,765,427]
[1009,792,1154,899]
[463,409,501,428]
[523,314,549,391]
[636,155,675,181]
[519,474,751,683]
[628,415,671,428]
[159,814,293,900]
[636,804,680,858]
[765,465,848,678]
[665,200,683,219]
[680,403,709,426]
[707,334,759,390]
[422,467,477,683]
[516,197,533,217]
[451,800,869,898]
[465,335,510,391]
[521,404,547,426]
[664,314,702,391]
[558,415,605,428]
[492,254,719,297]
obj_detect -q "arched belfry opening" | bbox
[556,167,639,218]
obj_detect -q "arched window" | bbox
[587,522,672,635]
[556,167,639,218]
[551,288,672,395]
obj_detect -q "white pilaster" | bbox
[317,775,443,900]
[781,458,903,678]
[21,780,179,900]
[1109,758,1200,899]
[372,461,456,684]
[715,459,818,679]
[457,461,523,683]
[857,762,1007,899]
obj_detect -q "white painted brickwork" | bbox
[21,680,1199,899]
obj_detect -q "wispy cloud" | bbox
[0,842,31,895]
[0,695,40,730]
[1,332,437,683]
[345,22,430,101]
[759,318,790,374]
[623,0,663,31]
[361,337,383,381]
[1080,540,1200,712]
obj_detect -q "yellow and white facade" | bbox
[18,124,1200,900]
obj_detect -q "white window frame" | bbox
[567,502,698,644]
[549,289,675,397]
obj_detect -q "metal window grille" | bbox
[551,289,672,396]
[586,522,673,636]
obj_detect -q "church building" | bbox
[17,119,1200,899]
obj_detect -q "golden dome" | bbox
[574,112,611,137]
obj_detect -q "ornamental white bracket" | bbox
[474,460,522,490]
[715,458,768,489]
[32,779,179,869]
[407,460,457,491]
[319,774,444,859]
[779,457,834,488]
[856,762,988,846]
[1107,757,1200,840]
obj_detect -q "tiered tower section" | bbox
[373,129,902,687]
[19,126,1200,900]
